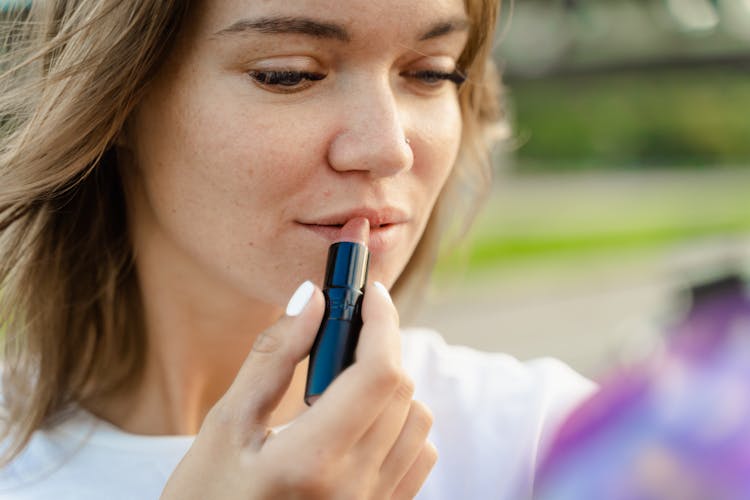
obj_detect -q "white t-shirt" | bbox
[0,328,595,499]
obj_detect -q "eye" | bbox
[403,69,466,87]
[248,70,326,93]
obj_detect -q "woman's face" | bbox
[127,0,468,306]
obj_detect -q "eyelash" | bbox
[405,69,466,86]
[247,69,466,92]
[248,70,326,87]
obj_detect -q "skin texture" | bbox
[104,0,467,496]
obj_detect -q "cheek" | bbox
[128,77,337,304]
[413,97,463,204]
[132,79,323,229]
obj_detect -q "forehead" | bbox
[191,0,469,44]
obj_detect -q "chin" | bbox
[365,260,401,289]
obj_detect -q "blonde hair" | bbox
[0,0,504,464]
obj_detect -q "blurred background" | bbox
[416,0,750,378]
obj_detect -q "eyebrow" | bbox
[215,16,350,41]
[213,16,470,43]
[418,18,470,41]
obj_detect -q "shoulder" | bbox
[400,327,596,499]
[0,407,191,500]
[0,367,183,500]
[400,326,595,411]
[0,406,95,499]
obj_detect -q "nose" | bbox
[327,80,413,178]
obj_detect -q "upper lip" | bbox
[300,206,410,228]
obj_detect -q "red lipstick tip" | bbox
[337,217,370,246]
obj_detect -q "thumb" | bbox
[220,281,324,443]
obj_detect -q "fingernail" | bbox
[373,281,393,304]
[286,281,315,316]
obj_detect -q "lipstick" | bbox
[305,217,370,405]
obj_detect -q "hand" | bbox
[161,281,437,499]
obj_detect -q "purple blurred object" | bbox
[536,276,750,500]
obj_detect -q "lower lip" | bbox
[298,222,405,254]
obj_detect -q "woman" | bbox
[0,0,593,498]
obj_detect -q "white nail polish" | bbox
[286,281,315,316]
[373,281,393,304]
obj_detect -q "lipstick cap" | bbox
[323,242,369,290]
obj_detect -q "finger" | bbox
[214,281,325,446]
[376,400,434,496]
[357,281,401,363]
[390,441,438,500]
[288,281,402,455]
[352,375,415,468]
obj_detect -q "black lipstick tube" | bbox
[304,241,370,405]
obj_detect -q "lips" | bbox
[298,207,410,253]
[306,207,409,228]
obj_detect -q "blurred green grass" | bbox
[437,169,750,274]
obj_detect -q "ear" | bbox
[112,113,138,152]
[112,129,130,149]
[113,126,130,150]
[112,118,139,174]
